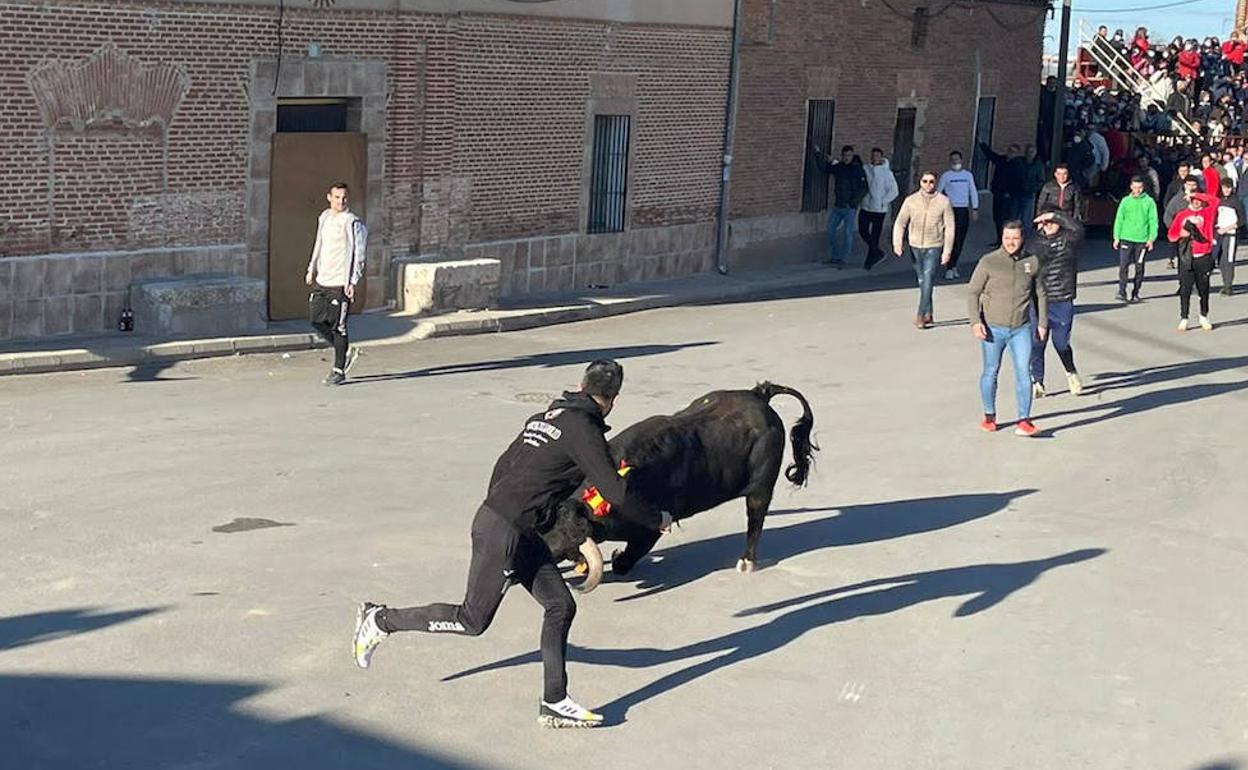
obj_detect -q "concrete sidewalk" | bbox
[0,256,918,376]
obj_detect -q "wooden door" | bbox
[268,133,367,321]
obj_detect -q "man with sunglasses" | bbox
[893,172,955,329]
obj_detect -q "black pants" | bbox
[1178,255,1214,318]
[991,194,1015,243]
[309,285,350,371]
[950,206,971,268]
[1117,241,1148,297]
[858,210,886,263]
[1216,234,1237,290]
[377,505,576,703]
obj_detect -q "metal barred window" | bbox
[587,115,631,234]
[801,100,835,213]
[972,96,997,190]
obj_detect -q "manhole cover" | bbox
[513,392,557,404]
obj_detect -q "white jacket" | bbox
[861,159,900,214]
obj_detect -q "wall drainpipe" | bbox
[713,0,744,276]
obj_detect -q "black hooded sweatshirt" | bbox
[483,391,663,535]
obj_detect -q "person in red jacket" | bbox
[1168,193,1217,331]
[1178,41,1201,81]
[1199,153,1223,200]
[1222,31,1246,74]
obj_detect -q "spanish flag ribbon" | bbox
[582,460,632,518]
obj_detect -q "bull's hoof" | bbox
[611,550,633,576]
[736,558,756,573]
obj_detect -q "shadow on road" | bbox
[1038,354,1248,431]
[0,674,484,770]
[0,607,167,651]
[445,548,1106,725]
[611,490,1036,601]
[348,341,719,384]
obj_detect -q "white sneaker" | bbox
[1199,315,1213,331]
[944,269,955,280]
[344,346,361,374]
[1031,381,1046,399]
[538,696,604,728]
[1067,372,1083,396]
[1177,318,1189,332]
[352,602,389,669]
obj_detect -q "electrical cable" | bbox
[272,0,285,97]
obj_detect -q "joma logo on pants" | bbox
[428,620,465,632]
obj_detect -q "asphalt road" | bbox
[2,250,1246,770]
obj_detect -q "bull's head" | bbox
[542,496,604,593]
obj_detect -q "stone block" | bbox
[72,294,103,333]
[0,299,10,340]
[275,61,303,95]
[132,275,267,336]
[104,255,132,292]
[44,296,72,335]
[72,256,103,294]
[305,60,327,96]
[0,260,12,298]
[131,252,176,281]
[12,299,43,338]
[13,259,43,299]
[393,256,500,314]
[45,258,75,297]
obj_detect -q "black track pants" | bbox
[378,505,577,703]
[309,285,350,371]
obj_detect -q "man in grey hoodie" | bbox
[859,148,900,270]
[306,182,367,386]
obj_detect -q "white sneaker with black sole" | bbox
[353,602,389,669]
[538,696,604,728]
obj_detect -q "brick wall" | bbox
[0,0,731,339]
[730,0,1047,221]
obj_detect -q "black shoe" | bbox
[1167,259,1175,269]
[830,259,846,270]
[323,369,346,386]
[1129,294,1141,303]
[863,252,883,271]
[1115,291,1128,302]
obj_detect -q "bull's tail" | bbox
[752,382,819,486]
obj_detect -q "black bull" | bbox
[542,382,817,589]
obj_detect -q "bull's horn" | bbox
[576,538,604,593]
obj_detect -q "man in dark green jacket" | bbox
[967,221,1048,437]
[1113,176,1160,302]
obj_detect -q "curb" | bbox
[0,266,881,376]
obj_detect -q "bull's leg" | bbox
[611,530,661,576]
[737,491,773,573]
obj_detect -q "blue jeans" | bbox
[1029,300,1076,384]
[826,207,856,262]
[911,247,941,317]
[980,324,1034,420]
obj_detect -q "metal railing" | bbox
[1076,20,1200,140]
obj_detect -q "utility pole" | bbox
[1051,0,1072,170]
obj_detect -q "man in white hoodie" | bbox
[306,182,368,386]
[859,148,900,270]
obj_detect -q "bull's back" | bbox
[609,390,783,518]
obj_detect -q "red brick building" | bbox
[0,0,1045,341]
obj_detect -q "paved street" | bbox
[2,248,1247,770]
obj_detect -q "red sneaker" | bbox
[980,416,997,432]
[1014,419,1038,437]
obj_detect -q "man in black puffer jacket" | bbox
[1028,205,1086,398]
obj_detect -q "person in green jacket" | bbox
[1112,175,1160,302]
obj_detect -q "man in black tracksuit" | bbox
[1028,206,1086,398]
[350,361,668,728]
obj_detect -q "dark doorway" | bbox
[972,96,997,190]
[801,99,836,212]
[892,107,918,204]
[276,99,349,133]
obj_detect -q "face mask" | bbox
[952,163,963,171]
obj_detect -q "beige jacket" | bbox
[892,190,956,255]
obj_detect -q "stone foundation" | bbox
[393,256,500,314]
[132,275,266,337]
[726,212,828,271]
[463,222,718,298]
[0,245,247,341]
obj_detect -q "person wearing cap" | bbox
[1169,193,1218,331]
